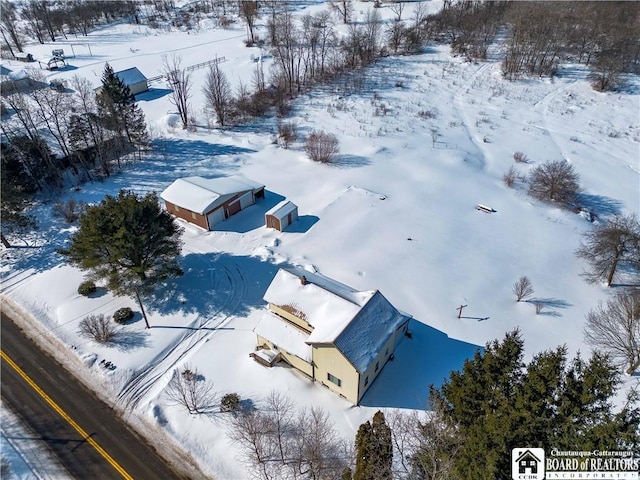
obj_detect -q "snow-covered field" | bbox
[1,1,639,478]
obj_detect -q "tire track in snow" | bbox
[452,63,492,170]
[117,256,247,410]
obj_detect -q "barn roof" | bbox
[262,267,409,372]
[114,67,147,86]
[266,200,297,220]
[160,175,264,214]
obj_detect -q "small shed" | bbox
[114,67,148,95]
[15,52,34,62]
[265,200,298,232]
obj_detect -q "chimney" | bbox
[300,275,307,286]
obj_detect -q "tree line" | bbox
[1,63,148,240]
[0,0,139,56]
[429,0,640,90]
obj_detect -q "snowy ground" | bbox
[1,1,639,478]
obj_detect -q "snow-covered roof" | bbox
[263,268,408,372]
[254,312,312,362]
[114,67,147,86]
[160,175,264,214]
[266,200,297,220]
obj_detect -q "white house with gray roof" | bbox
[252,267,411,404]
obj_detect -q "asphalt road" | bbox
[1,311,191,480]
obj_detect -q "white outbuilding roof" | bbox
[266,200,297,219]
[262,267,409,372]
[114,67,147,86]
[160,175,264,214]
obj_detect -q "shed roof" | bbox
[114,67,147,86]
[160,175,264,214]
[263,268,408,372]
[266,200,297,220]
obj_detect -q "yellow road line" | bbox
[1,349,134,480]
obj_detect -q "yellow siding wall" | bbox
[312,345,359,403]
[256,335,313,377]
[268,304,313,333]
[358,334,397,402]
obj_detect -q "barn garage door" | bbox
[238,191,254,209]
[228,201,241,216]
[207,208,224,229]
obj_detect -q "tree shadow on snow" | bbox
[111,329,151,351]
[147,252,285,321]
[576,193,623,218]
[330,154,372,169]
[359,320,482,410]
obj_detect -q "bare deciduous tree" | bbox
[238,1,259,45]
[584,289,640,374]
[513,276,534,302]
[527,159,580,205]
[53,199,85,224]
[387,1,406,22]
[329,0,353,24]
[78,314,116,344]
[577,214,640,287]
[411,399,463,480]
[305,131,339,163]
[202,61,232,127]
[165,364,216,414]
[163,54,192,129]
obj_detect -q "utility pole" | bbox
[457,304,468,318]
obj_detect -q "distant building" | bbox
[265,200,298,232]
[114,67,148,95]
[252,267,411,404]
[161,175,265,230]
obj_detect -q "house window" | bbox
[327,373,341,387]
[364,376,369,387]
[191,212,197,219]
[375,361,379,372]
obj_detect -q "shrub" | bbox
[54,199,86,224]
[503,166,517,188]
[305,131,339,163]
[113,307,134,324]
[78,280,96,296]
[513,151,529,163]
[78,314,116,344]
[277,121,297,149]
[220,393,241,412]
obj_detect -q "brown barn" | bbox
[161,175,265,230]
[265,200,298,232]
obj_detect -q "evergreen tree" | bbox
[96,63,148,152]
[427,330,640,480]
[59,190,183,328]
[354,411,393,480]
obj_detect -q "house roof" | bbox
[263,268,409,372]
[254,312,312,362]
[160,175,264,214]
[114,67,147,86]
[516,450,541,463]
[266,200,297,220]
